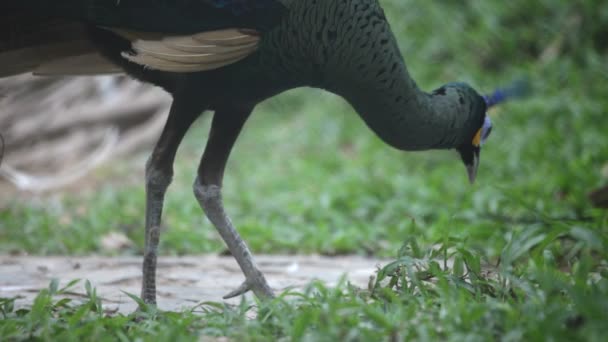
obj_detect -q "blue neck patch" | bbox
[480,116,492,145]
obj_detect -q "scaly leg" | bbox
[193,105,274,299]
[141,97,204,304]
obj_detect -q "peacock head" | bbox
[455,79,529,184]
[456,114,492,184]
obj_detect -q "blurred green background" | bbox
[1,0,606,258]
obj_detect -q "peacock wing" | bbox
[0,0,287,76]
[112,28,261,72]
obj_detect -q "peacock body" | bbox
[1,0,494,304]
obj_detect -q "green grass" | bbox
[1,0,608,340]
[2,235,607,340]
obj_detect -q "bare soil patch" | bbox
[0,255,386,313]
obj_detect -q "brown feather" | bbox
[0,40,97,77]
[130,40,258,63]
[0,13,103,77]
[121,52,250,72]
[34,53,122,76]
[192,29,260,46]
[113,28,260,73]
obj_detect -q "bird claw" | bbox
[223,281,251,299]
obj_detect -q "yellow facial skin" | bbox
[472,128,482,147]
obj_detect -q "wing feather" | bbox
[192,29,260,45]
[121,53,248,72]
[112,28,260,73]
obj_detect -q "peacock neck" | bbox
[331,70,482,151]
[308,0,482,152]
[261,0,483,151]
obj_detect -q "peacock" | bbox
[1,0,515,304]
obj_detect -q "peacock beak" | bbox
[465,147,480,184]
[461,116,491,184]
[457,144,481,185]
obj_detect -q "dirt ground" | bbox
[0,255,386,313]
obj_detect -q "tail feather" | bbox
[3,0,90,19]
[0,9,118,77]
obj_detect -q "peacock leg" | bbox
[141,97,203,305]
[193,105,274,300]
